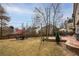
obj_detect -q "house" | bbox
[38,24,58,36]
[25,26,38,37]
[63,3,79,34]
[67,19,74,33]
[73,3,79,33]
[0,26,14,39]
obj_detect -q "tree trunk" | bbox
[0,19,2,39]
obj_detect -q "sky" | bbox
[1,3,73,28]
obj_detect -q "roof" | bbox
[59,28,66,32]
[67,19,73,23]
[15,29,25,34]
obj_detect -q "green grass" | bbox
[0,37,69,56]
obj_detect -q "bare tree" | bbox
[0,4,10,38]
[33,3,63,38]
[33,7,51,39]
[51,3,63,35]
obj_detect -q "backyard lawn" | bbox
[0,37,76,56]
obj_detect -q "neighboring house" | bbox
[60,18,74,35]
[15,28,25,34]
[7,28,26,38]
[0,26,14,39]
[65,19,74,33]
[39,24,58,36]
[63,3,79,34]
[25,26,38,36]
[0,26,14,36]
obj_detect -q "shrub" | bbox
[55,31,61,45]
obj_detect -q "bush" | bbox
[55,31,61,45]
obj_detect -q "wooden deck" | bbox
[43,36,79,55]
[65,36,79,55]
